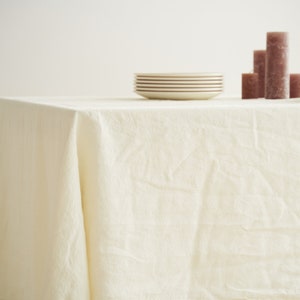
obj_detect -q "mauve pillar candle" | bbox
[254,50,266,98]
[265,32,289,99]
[290,74,300,98]
[242,73,258,99]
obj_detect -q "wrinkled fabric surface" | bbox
[1,97,300,300]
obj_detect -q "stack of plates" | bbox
[135,73,223,100]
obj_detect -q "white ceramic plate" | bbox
[136,87,223,92]
[136,76,223,81]
[136,80,223,85]
[135,72,223,77]
[135,90,222,100]
[136,83,223,88]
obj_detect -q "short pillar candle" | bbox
[265,32,289,99]
[242,73,258,99]
[290,74,300,98]
[254,50,266,98]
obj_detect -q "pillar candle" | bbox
[265,32,289,99]
[242,73,258,99]
[254,50,266,98]
[290,74,300,98]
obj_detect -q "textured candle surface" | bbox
[265,32,289,99]
[254,50,266,98]
[242,73,258,99]
[290,73,300,98]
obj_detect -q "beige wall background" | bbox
[0,0,300,97]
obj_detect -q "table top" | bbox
[2,96,300,112]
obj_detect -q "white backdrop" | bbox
[0,0,300,97]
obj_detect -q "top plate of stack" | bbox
[135,73,223,100]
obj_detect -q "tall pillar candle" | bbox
[290,74,300,98]
[242,73,258,99]
[265,32,289,99]
[254,50,266,98]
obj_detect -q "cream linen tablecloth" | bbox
[1,97,300,300]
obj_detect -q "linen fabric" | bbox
[1,97,300,300]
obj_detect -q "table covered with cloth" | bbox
[1,97,300,300]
